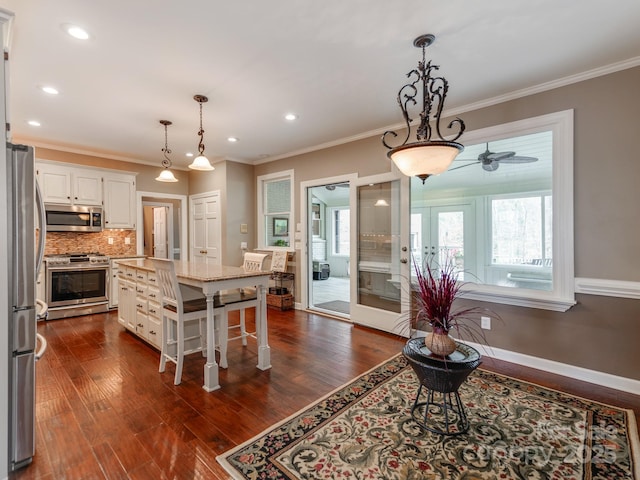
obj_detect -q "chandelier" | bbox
[382,34,465,183]
[189,94,214,171]
[155,120,178,182]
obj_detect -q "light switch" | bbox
[240,223,248,234]
[108,237,114,245]
[241,241,247,249]
[125,237,131,245]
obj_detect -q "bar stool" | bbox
[152,258,224,385]
[216,252,270,368]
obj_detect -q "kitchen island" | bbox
[117,258,272,391]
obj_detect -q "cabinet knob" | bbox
[149,330,156,335]
[400,258,408,264]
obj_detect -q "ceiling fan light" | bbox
[156,168,178,182]
[188,154,214,171]
[388,141,463,178]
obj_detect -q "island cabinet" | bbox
[118,265,162,349]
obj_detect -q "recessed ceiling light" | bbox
[28,120,41,127]
[227,137,239,143]
[41,86,59,95]
[65,25,90,40]
[185,152,194,157]
[284,113,297,121]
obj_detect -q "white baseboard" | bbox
[464,340,640,395]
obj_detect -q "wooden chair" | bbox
[152,258,224,385]
[216,252,270,368]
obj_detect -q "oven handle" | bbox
[46,264,109,272]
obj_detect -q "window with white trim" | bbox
[257,170,294,249]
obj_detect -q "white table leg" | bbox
[203,292,220,392]
[256,283,271,370]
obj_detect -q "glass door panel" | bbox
[350,175,410,333]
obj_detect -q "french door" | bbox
[349,173,411,334]
[410,202,476,281]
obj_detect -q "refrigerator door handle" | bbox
[35,180,46,276]
[35,333,47,361]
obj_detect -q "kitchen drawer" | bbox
[147,300,161,319]
[135,297,148,314]
[135,284,148,297]
[147,272,157,287]
[122,267,136,281]
[147,286,160,304]
[147,317,161,348]
[135,270,148,283]
[135,310,147,337]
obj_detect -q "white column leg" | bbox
[256,282,271,370]
[203,292,220,392]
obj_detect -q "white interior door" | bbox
[349,173,410,334]
[152,207,168,259]
[190,192,221,264]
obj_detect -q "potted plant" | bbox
[408,255,495,357]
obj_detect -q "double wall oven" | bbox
[45,252,110,319]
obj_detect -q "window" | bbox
[332,207,350,255]
[491,193,552,266]
[257,170,294,248]
[409,110,574,311]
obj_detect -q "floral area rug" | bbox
[218,355,640,479]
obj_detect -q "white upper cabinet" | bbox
[103,173,136,229]
[37,163,102,206]
[73,171,103,205]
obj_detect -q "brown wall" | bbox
[188,161,255,266]
[254,66,640,381]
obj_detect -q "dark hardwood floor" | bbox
[11,308,640,479]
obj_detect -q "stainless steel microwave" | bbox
[44,204,103,232]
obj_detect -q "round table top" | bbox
[403,337,481,370]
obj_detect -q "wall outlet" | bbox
[108,237,114,245]
[481,316,491,330]
[125,237,131,245]
[240,241,247,249]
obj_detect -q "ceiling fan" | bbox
[325,182,349,190]
[451,143,538,172]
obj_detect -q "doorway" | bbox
[142,204,172,258]
[136,192,188,260]
[307,181,351,317]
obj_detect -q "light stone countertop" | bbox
[117,258,270,282]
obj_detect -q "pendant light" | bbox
[188,94,214,171]
[155,120,178,182]
[382,34,466,183]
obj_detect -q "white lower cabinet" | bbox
[117,265,163,349]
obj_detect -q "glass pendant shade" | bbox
[388,141,463,179]
[156,168,178,182]
[188,154,214,171]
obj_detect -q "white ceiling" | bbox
[4,0,640,170]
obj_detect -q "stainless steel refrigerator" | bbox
[7,142,46,470]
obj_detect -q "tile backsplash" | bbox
[44,230,137,256]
